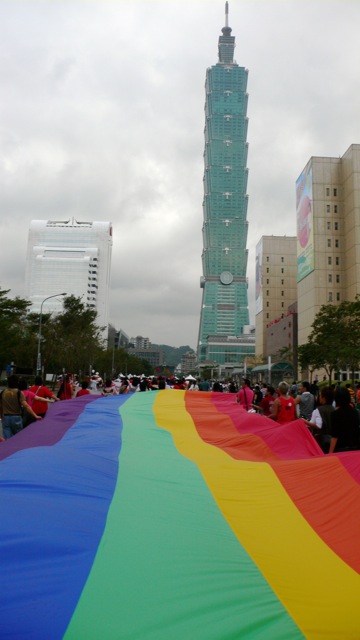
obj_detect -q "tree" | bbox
[298,341,326,382]
[334,297,360,383]
[42,295,105,375]
[299,298,360,384]
[0,289,33,370]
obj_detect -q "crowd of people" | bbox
[1,373,359,453]
[236,377,360,453]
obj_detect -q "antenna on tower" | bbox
[225,1,229,27]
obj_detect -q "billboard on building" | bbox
[296,160,314,282]
[255,238,263,314]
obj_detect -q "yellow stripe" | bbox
[154,391,360,640]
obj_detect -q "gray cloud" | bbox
[1,0,359,348]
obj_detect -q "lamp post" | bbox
[36,293,66,375]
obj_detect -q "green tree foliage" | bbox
[335,298,360,379]
[0,289,32,369]
[300,297,360,384]
[298,341,326,378]
[44,295,105,374]
[0,288,187,379]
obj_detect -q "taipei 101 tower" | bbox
[197,3,254,368]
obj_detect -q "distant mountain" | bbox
[152,344,194,367]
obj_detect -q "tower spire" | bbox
[221,1,232,37]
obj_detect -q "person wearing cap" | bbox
[236,378,254,411]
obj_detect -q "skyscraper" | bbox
[297,144,360,346]
[25,219,112,335]
[197,3,254,367]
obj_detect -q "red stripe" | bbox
[186,392,360,573]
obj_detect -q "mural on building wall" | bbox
[255,238,263,314]
[296,160,314,282]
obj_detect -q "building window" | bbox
[335,239,339,248]
[327,239,331,247]
[266,301,269,307]
[281,302,284,308]
[328,274,332,283]
[281,257,284,262]
[336,274,340,283]
[326,204,331,213]
[333,188,337,196]
[328,257,332,265]
[266,267,269,273]
[281,279,284,285]
[328,292,333,302]
[266,279,269,284]
[334,205,338,213]
[266,256,269,262]
[266,313,269,319]
[336,257,340,266]
[281,290,284,296]
[266,290,269,296]
[281,268,284,274]
[334,222,339,230]
[327,221,331,230]
[326,187,330,196]
[336,292,341,301]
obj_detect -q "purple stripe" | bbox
[0,395,99,462]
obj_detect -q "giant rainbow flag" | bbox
[0,391,359,639]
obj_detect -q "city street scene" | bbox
[0,1,359,638]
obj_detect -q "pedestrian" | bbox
[236,378,254,411]
[251,385,275,417]
[269,381,296,424]
[295,381,315,419]
[302,386,335,452]
[57,375,75,400]
[76,381,91,397]
[0,375,42,439]
[29,375,60,418]
[329,387,360,453]
[198,378,210,391]
[18,377,52,426]
[101,379,118,396]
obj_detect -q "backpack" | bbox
[0,389,24,417]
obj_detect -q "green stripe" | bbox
[64,393,303,640]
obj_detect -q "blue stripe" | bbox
[0,396,129,640]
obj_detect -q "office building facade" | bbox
[255,236,297,358]
[197,3,254,366]
[297,144,360,345]
[25,219,112,334]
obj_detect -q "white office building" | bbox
[25,219,112,334]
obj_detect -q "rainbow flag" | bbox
[0,391,359,639]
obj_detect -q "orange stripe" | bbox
[186,392,360,573]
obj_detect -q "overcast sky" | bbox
[1,0,360,349]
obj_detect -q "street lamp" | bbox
[36,293,66,375]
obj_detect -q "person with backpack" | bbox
[0,375,42,439]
